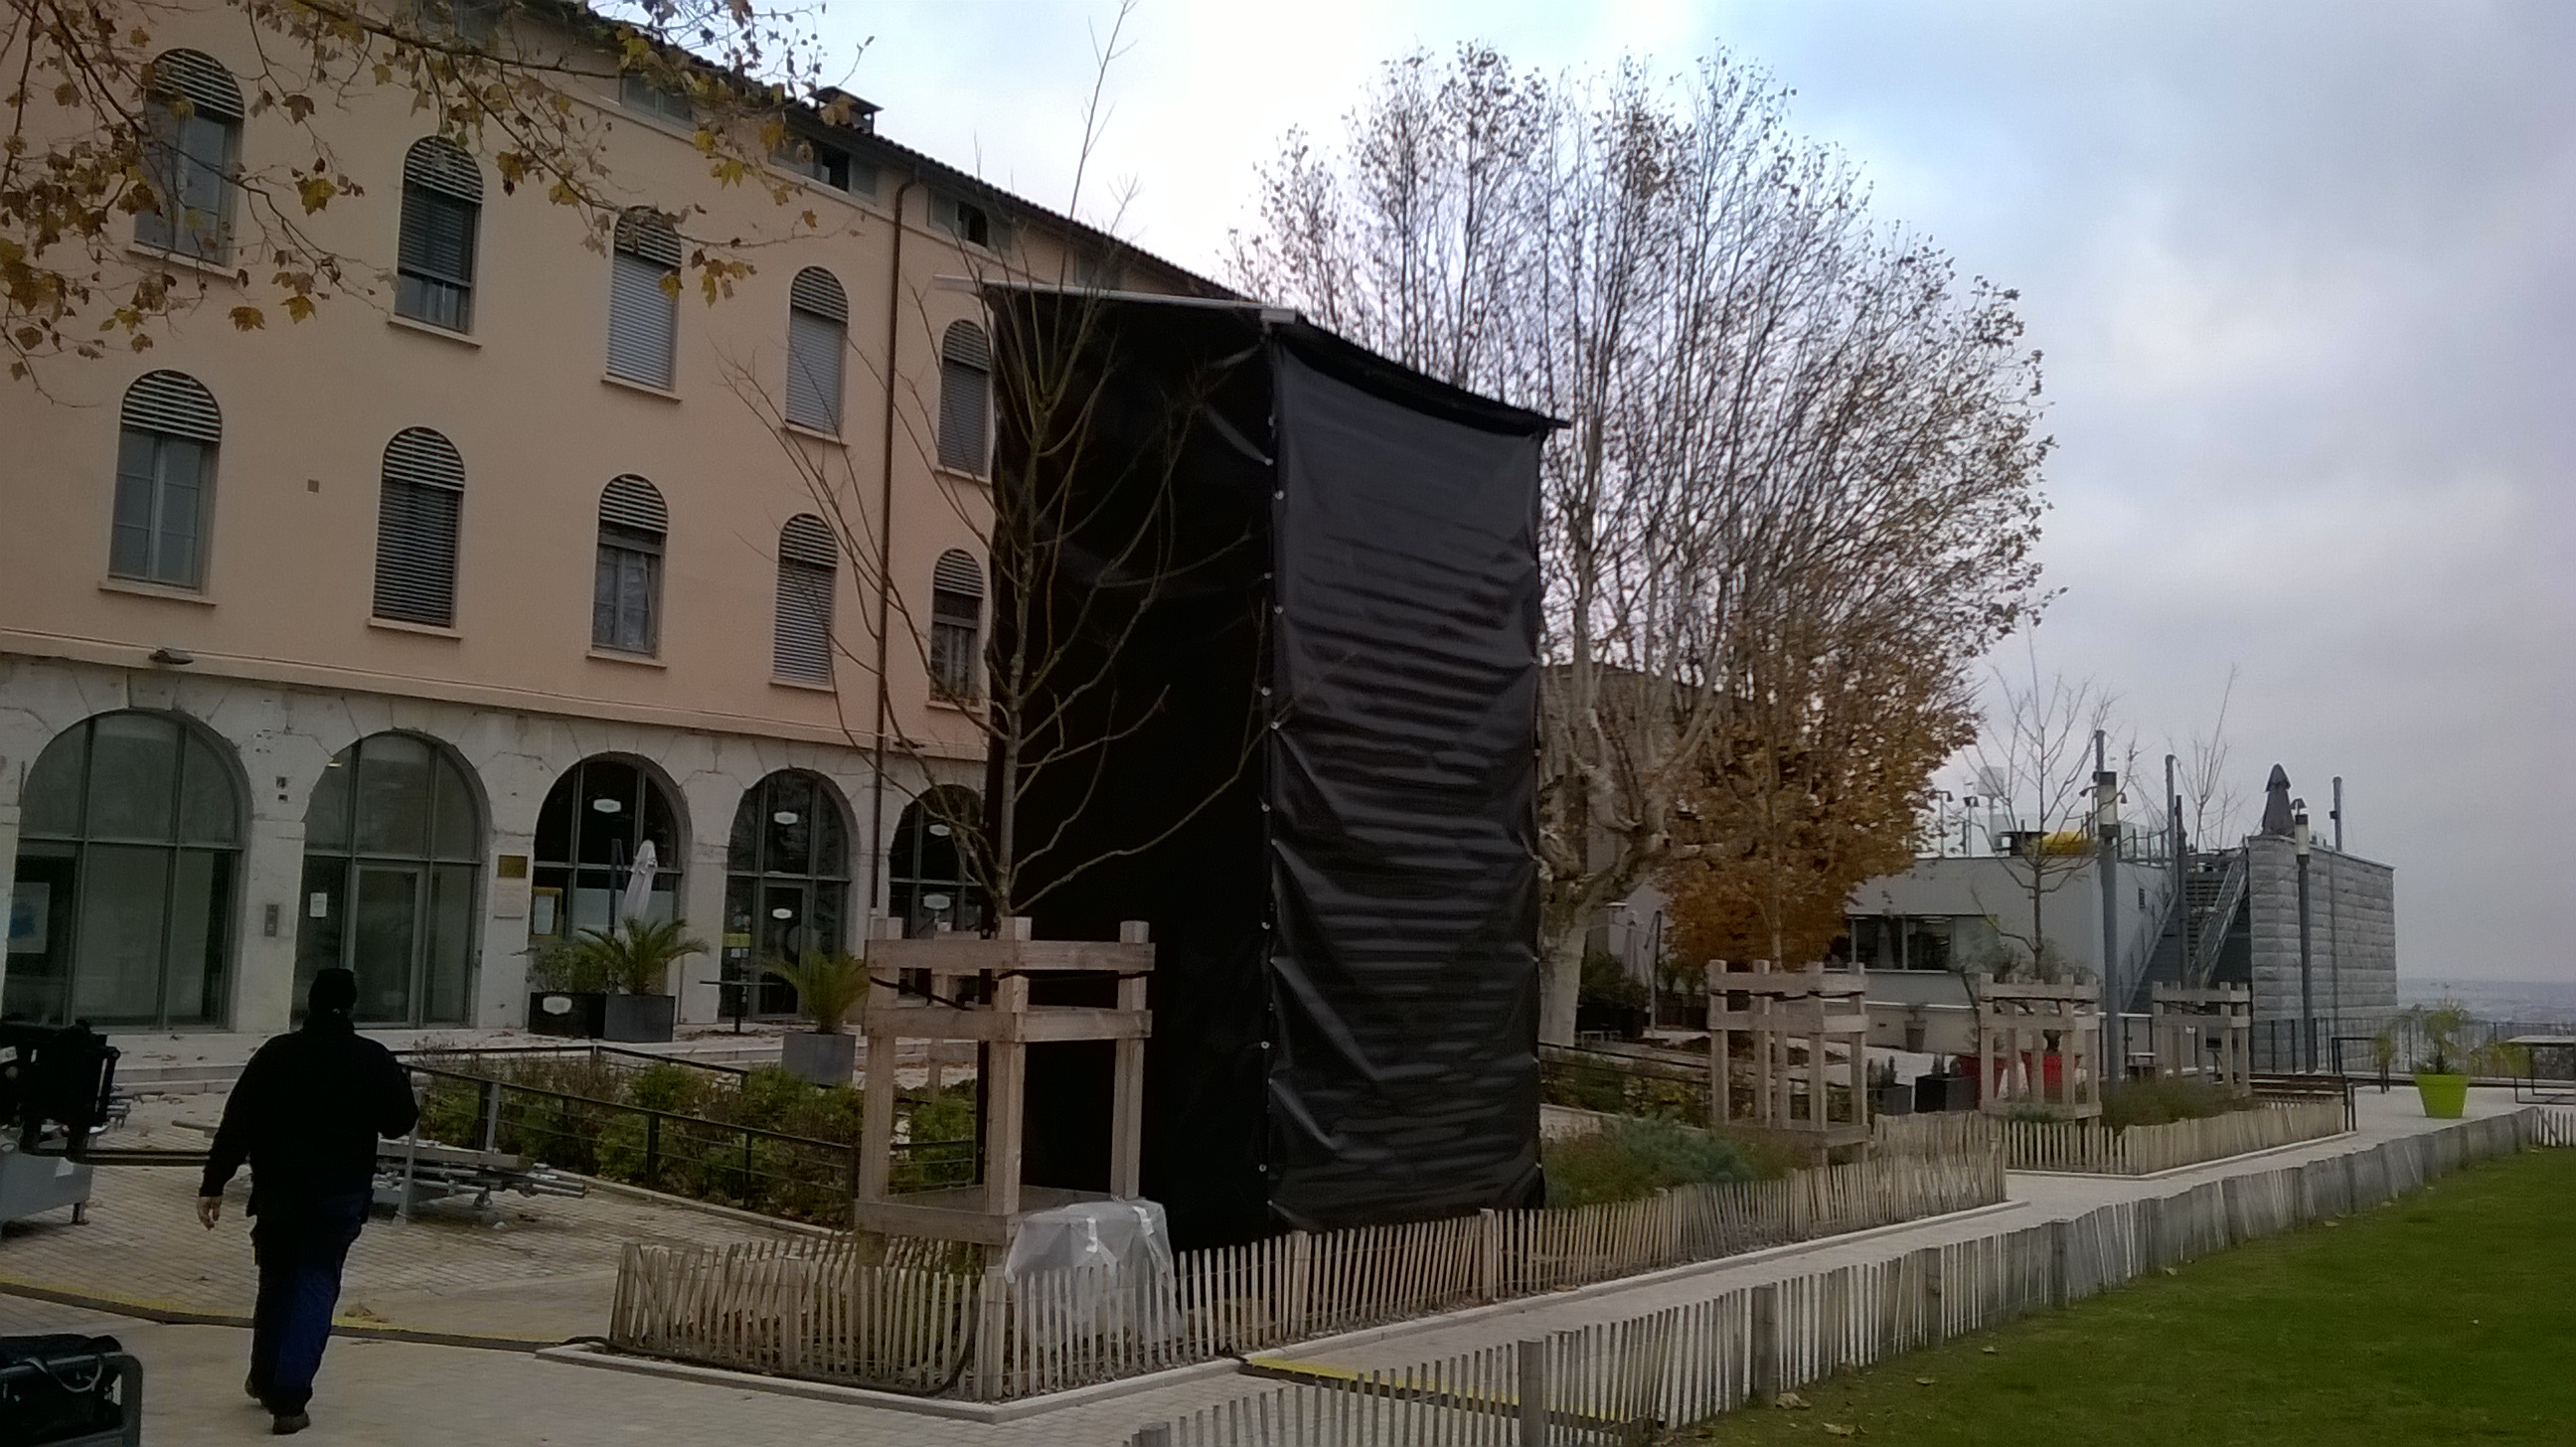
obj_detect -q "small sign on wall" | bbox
[495,855,530,880]
[7,884,48,954]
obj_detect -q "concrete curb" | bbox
[1248,1196,2029,1362]
[537,1342,1244,1423]
[0,1275,559,1353]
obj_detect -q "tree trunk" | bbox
[1539,920,1586,1045]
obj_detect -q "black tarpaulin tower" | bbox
[987,291,1552,1250]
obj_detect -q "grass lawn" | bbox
[1689,1146,2576,1446]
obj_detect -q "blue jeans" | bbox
[247,1192,370,1413]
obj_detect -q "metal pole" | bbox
[2096,762,2121,1076]
[2167,752,2187,984]
[2296,822,2314,1072]
[2332,776,2344,852]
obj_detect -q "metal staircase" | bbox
[2181,850,2247,987]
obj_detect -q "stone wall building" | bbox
[0,6,1221,1034]
[2235,834,2399,1067]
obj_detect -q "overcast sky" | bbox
[828,1,2574,984]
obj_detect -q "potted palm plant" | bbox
[763,949,872,1084]
[561,918,707,1044]
[2390,1002,2475,1119]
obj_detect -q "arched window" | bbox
[7,712,242,1027]
[937,321,991,473]
[929,548,983,702]
[723,770,850,1016]
[373,427,465,626]
[773,514,835,684]
[297,733,482,1025]
[397,137,482,332]
[531,756,684,946]
[135,50,242,261]
[592,475,666,654]
[607,209,682,388]
[784,267,847,434]
[112,370,221,589]
[888,787,984,937]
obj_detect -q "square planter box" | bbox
[528,991,607,1039]
[1875,1083,1914,1117]
[780,1031,858,1086]
[601,994,677,1044]
[1915,1072,1977,1113]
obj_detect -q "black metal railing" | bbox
[403,1061,975,1224]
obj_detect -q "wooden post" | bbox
[1517,1337,1550,1447]
[974,1261,1008,1399]
[2049,1219,2070,1308]
[1135,1425,1173,1447]
[1923,1247,1946,1343]
[1476,1208,1500,1303]
[986,969,1030,1217]
[1287,1229,1314,1339]
[1750,1284,1781,1400]
[1110,920,1151,1199]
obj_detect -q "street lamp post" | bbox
[2293,807,2314,1071]
[2096,753,2122,1077]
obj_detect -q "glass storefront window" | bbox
[6,712,242,1028]
[722,770,850,1017]
[296,732,482,1027]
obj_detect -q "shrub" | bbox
[2099,1076,2251,1132]
[1542,1117,1766,1208]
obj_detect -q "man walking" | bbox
[197,968,417,1435]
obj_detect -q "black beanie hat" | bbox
[308,967,359,1018]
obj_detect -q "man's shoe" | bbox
[271,1410,311,1435]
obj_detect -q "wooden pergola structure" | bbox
[2149,984,2253,1096]
[1973,981,2101,1119]
[853,916,1153,1247]
[1704,961,1871,1152]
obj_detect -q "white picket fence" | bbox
[610,1117,2006,1401]
[1138,1109,2545,1445]
[2001,1098,2346,1175]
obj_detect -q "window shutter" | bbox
[402,136,482,202]
[120,371,222,442]
[147,50,243,120]
[774,517,837,685]
[607,253,678,387]
[937,323,991,473]
[399,192,476,282]
[785,310,843,432]
[932,548,983,599]
[599,475,668,534]
[373,427,465,626]
[789,267,847,322]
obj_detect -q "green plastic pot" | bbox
[2414,1071,2469,1119]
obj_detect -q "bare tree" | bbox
[725,1,1254,930]
[1960,642,2122,972]
[1231,47,2050,1040]
[3,0,853,382]
[2169,664,2245,853]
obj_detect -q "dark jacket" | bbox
[200,1018,417,1210]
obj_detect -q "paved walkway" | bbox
[0,1096,805,1342]
[0,1088,2531,1446]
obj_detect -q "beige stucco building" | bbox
[0,6,1219,1033]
